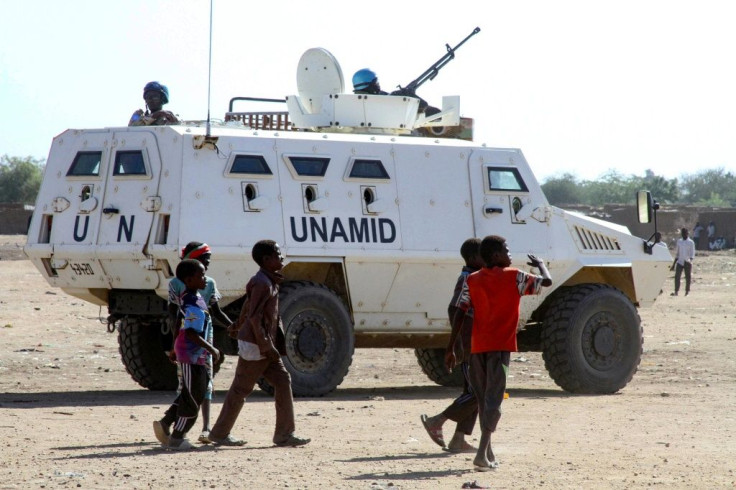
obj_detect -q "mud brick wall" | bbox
[0,203,33,234]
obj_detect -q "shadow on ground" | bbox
[0,385,570,409]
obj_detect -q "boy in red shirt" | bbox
[462,235,552,471]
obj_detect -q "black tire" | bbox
[118,317,177,390]
[541,284,642,394]
[414,348,464,387]
[260,281,354,397]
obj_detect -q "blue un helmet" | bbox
[143,81,169,104]
[352,69,378,93]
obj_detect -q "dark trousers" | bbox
[209,356,295,444]
[441,362,478,435]
[674,261,692,294]
[469,351,510,433]
[164,363,208,438]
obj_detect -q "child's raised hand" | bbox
[527,254,544,268]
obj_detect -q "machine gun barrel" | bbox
[398,27,480,94]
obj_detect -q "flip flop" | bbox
[473,461,500,472]
[420,414,445,447]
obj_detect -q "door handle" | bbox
[484,206,503,214]
[103,207,119,214]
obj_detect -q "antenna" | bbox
[205,0,213,137]
[194,0,219,150]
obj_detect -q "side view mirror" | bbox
[636,190,658,224]
[637,190,661,255]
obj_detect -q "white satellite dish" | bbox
[296,48,344,114]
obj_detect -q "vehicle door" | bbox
[94,130,164,289]
[468,149,551,256]
[25,130,112,290]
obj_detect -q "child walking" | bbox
[155,242,233,444]
[420,237,483,452]
[206,240,310,447]
[157,259,221,450]
[461,235,551,471]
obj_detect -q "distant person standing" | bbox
[692,222,704,250]
[129,81,179,126]
[707,221,716,250]
[670,228,695,296]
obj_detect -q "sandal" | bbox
[420,414,445,447]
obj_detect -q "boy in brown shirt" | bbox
[206,240,310,447]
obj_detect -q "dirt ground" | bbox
[1,234,735,489]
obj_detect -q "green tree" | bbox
[636,169,680,204]
[0,155,45,204]
[580,170,638,206]
[680,168,736,206]
[541,173,583,205]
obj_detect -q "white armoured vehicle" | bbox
[25,42,671,396]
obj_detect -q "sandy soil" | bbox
[1,234,735,489]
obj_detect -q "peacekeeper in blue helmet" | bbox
[352,69,388,95]
[129,81,180,126]
[352,68,437,115]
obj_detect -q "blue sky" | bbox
[1,0,735,182]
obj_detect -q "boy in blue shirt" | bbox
[158,259,221,450]
[154,242,233,444]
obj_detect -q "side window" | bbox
[287,156,330,177]
[487,167,528,192]
[113,151,147,176]
[348,159,390,180]
[229,154,272,175]
[67,151,102,177]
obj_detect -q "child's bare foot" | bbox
[473,455,491,471]
[486,446,495,463]
[447,437,476,453]
[473,455,499,471]
[473,460,499,471]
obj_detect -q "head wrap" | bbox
[181,243,211,260]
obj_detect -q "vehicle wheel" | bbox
[415,348,464,387]
[118,317,177,390]
[541,284,642,394]
[260,281,354,397]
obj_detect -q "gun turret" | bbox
[395,27,480,97]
